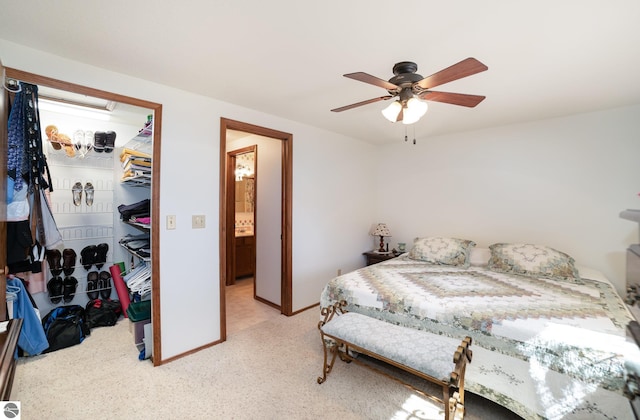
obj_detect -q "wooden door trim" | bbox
[219,118,293,342]
[0,59,8,320]
[4,67,164,365]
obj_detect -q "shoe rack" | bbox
[35,109,149,315]
[44,143,116,308]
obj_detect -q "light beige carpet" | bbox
[11,307,521,419]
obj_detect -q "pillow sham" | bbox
[487,243,580,281]
[408,237,476,267]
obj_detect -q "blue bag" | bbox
[42,305,90,353]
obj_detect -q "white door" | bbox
[254,136,282,305]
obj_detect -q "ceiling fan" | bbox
[331,57,488,124]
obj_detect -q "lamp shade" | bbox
[402,98,428,125]
[372,223,391,237]
[381,101,402,122]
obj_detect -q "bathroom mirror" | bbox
[235,151,255,213]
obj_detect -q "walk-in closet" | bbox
[3,74,157,362]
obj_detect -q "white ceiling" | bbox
[2,1,639,145]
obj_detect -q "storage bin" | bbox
[126,300,151,322]
[129,318,151,347]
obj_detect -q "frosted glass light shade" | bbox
[402,98,428,125]
[381,101,402,122]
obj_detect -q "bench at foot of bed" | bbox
[317,301,472,420]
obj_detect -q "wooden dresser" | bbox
[0,318,23,400]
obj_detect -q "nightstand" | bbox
[363,251,399,266]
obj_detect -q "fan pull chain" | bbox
[404,126,408,142]
[413,126,416,145]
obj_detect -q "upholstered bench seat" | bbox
[321,311,464,381]
[317,301,472,420]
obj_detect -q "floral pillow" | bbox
[487,243,580,281]
[408,237,476,267]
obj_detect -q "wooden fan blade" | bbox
[331,96,394,112]
[416,58,488,90]
[419,91,486,107]
[344,72,399,91]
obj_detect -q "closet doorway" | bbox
[2,67,164,365]
[219,118,292,341]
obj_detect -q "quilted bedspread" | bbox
[320,255,640,419]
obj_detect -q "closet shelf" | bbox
[121,175,151,187]
[130,128,152,143]
[120,243,151,262]
[125,220,151,232]
[47,148,115,169]
[121,122,152,187]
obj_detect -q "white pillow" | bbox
[408,237,476,267]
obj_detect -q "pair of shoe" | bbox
[73,130,94,158]
[94,131,116,153]
[72,182,94,206]
[46,248,77,276]
[81,243,109,270]
[47,275,78,304]
[87,271,112,300]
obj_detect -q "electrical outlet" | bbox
[192,215,206,229]
[166,215,176,230]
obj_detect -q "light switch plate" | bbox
[166,215,176,230]
[192,215,205,229]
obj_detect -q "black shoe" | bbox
[47,276,64,304]
[99,271,112,299]
[80,245,97,270]
[62,248,77,276]
[104,131,116,153]
[87,271,99,300]
[94,131,106,153]
[95,243,109,269]
[46,249,63,276]
[63,276,78,303]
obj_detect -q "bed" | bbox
[320,238,640,420]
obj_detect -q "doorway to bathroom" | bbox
[219,118,292,341]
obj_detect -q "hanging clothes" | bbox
[6,277,49,357]
[5,81,62,280]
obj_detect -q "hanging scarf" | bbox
[22,83,52,193]
[6,82,53,193]
[7,84,27,191]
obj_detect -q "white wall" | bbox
[1,39,378,361]
[375,105,640,294]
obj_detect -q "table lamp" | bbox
[371,223,391,253]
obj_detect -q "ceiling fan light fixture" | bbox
[402,97,428,125]
[381,100,402,122]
